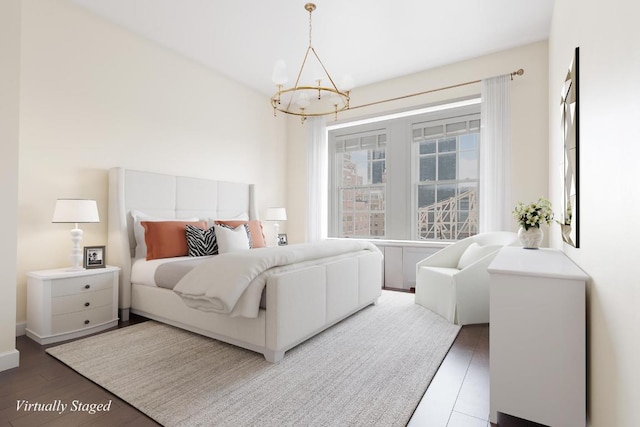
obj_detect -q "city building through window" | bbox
[328,100,480,241]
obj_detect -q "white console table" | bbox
[488,247,587,426]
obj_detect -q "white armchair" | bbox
[414,232,518,325]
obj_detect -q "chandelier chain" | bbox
[308,7,313,47]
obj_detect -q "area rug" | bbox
[46,291,460,427]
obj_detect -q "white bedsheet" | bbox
[173,240,380,318]
[131,256,214,287]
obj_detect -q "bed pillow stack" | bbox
[132,210,269,260]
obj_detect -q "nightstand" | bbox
[26,266,120,345]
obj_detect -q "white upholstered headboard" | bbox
[107,167,257,315]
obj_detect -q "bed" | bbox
[107,167,383,362]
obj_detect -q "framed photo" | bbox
[277,234,288,246]
[84,245,106,269]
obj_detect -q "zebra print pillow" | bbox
[185,224,218,256]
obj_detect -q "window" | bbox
[333,131,387,238]
[328,101,480,241]
[413,116,480,240]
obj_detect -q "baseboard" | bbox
[15,321,26,337]
[0,349,19,372]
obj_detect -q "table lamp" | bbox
[52,199,100,270]
[265,207,287,246]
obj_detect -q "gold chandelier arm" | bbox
[310,47,341,92]
[286,46,314,111]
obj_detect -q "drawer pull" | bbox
[84,320,90,325]
[84,284,91,290]
[84,302,90,307]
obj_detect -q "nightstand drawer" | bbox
[52,288,112,315]
[51,273,114,297]
[51,305,114,334]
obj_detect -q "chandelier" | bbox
[271,3,352,123]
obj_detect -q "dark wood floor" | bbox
[0,318,491,427]
[409,324,492,426]
[0,316,160,427]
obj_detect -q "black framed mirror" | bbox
[561,47,580,248]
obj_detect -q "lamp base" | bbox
[69,227,84,270]
[273,223,280,246]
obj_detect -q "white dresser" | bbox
[488,247,587,426]
[27,266,120,344]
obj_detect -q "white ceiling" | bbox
[73,0,555,97]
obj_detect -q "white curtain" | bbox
[479,74,511,232]
[306,117,328,241]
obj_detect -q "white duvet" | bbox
[173,239,379,318]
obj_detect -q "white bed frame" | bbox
[107,168,383,362]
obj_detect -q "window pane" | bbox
[458,150,478,180]
[372,148,385,160]
[446,121,467,134]
[459,133,478,151]
[420,140,436,155]
[342,189,354,205]
[342,150,383,186]
[340,153,358,186]
[339,185,385,238]
[424,125,444,138]
[420,157,436,181]
[342,214,353,235]
[370,188,386,210]
[371,161,385,184]
[437,184,456,202]
[361,135,377,148]
[345,138,359,151]
[418,185,435,208]
[438,137,456,153]
[370,212,385,236]
[438,154,456,180]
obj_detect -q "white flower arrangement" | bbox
[512,197,554,230]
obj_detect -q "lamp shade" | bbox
[52,199,100,223]
[265,207,287,221]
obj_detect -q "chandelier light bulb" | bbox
[340,74,355,92]
[296,92,311,108]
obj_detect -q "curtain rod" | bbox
[348,68,524,111]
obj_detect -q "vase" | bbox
[518,226,543,249]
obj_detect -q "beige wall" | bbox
[549,1,640,425]
[15,0,287,324]
[0,0,21,371]
[287,41,549,244]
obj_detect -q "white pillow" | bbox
[457,243,500,270]
[214,224,250,253]
[131,210,198,259]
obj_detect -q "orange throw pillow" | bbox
[142,220,208,260]
[214,220,267,248]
